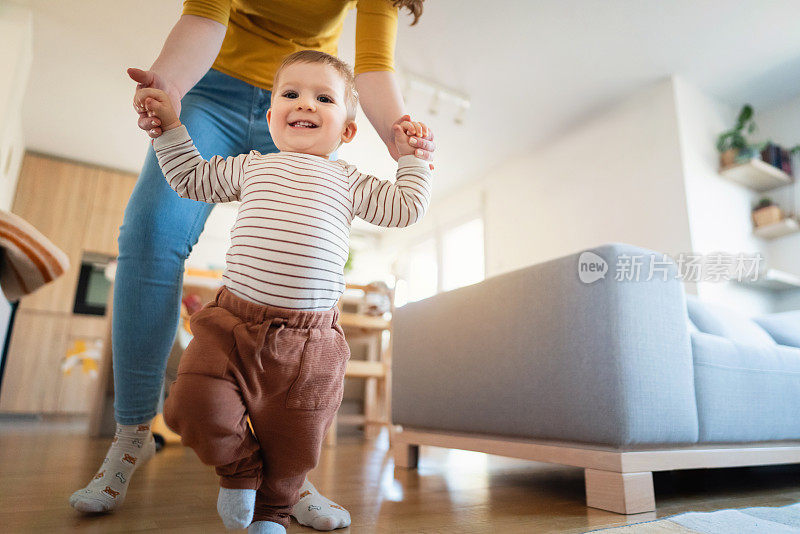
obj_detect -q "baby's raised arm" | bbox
[131,80,249,203]
[152,126,252,204]
[349,118,433,229]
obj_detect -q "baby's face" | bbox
[267,62,356,157]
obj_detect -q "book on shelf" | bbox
[759,143,794,177]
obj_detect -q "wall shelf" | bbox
[735,268,800,292]
[753,218,800,240]
[720,159,793,192]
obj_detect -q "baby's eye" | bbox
[317,95,333,103]
[282,91,298,99]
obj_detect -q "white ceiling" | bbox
[16,0,800,208]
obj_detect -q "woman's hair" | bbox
[392,0,424,25]
[272,50,359,120]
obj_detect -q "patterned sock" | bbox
[217,487,256,529]
[247,521,287,534]
[291,479,351,531]
[69,423,156,513]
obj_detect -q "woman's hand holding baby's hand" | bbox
[130,87,181,137]
[127,68,182,138]
[393,115,435,168]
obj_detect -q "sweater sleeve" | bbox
[354,0,398,74]
[152,126,250,203]
[348,155,432,227]
[182,0,231,26]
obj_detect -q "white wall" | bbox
[672,77,775,314]
[377,78,695,292]
[0,3,33,211]
[481,78,693,278]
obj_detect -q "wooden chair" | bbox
[324,283,395,446]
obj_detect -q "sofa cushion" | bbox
[753,311,800,348]
[692,331,800,442]
[686,295,777,347]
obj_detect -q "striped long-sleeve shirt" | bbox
[153,125,432,310]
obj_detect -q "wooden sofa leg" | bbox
[393,442,419,469]
[584,469,655,514]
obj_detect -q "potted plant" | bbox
[751,197,783,228]
[344,250,354,274]
[717,104,761,167]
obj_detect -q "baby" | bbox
[135,50,432,534]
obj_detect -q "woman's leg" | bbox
[70,69,257,513]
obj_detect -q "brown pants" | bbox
[164,286,350,527]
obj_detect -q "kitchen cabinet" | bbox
[0,152,136,414]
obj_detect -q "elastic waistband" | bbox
[215,286,339,329]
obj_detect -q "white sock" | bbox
[291,479,351,531]
[69,422,156,513]
[248,521,286,534]
[217,487,256,529]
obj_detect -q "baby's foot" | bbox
[69,423,156,513]
[217,487,256,529]
[291,479,350,531]
[248,521,286,534]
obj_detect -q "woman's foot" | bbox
[291,479,350,531]
[69,423,156,513]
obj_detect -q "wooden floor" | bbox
[1,418,800,533]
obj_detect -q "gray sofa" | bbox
[390,242,800,514]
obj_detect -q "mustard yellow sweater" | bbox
[183,0,398,90]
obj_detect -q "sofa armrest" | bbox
[392,242,698,447]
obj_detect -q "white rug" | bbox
[587,503,800,533]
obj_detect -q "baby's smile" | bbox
[288,120,319,129]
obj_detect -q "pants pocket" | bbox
[176,304,237,379]
[286,328,350,411]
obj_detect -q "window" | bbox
[394,237,437,306]
[394,216,485,307]
[441,217,484,291]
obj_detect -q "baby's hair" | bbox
[392,0,424,26]
[272,50,359,121]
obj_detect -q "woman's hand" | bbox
[391,114,435,170]
[354,72,436,170]
[127,68,183,138]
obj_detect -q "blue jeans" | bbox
[113,69,278,424]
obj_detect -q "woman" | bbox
[69,1,434,531]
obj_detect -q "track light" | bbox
[399,67,470,126]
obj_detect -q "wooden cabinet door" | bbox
[11,153,98,313]
[55,315,106,413]
[0,310,70,412]
[1,153,138,414]
[83,167,137,256]
[0,311,105,414]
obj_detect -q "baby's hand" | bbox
[393,115,433,160]
[132,88,181,137]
